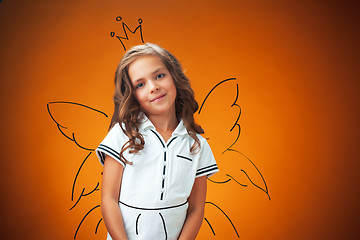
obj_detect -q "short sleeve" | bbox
[95,123,127,167]
[196,138,219,178]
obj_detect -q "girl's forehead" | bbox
[128,55,167,79]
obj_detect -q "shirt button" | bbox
[162,175,166,179]
[163,161,167,166]
[160,189,165,193]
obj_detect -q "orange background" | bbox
[1,0,359,239]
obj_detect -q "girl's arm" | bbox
[178,175,207,240]
[101,155,128,240]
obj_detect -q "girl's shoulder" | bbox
[109,122,123,132]
[195,133,207,142]
[190,132,210,149]
[107,122,128,140]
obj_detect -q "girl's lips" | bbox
[150,94,166,102]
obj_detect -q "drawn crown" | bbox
[110,16,145,51]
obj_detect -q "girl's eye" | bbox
[136,82,145,89]
[156,73,165,79]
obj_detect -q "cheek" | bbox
[171,83,177,98]
[166,79,177,95]
[134,90,147,105]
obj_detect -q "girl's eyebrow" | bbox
[152,67,166,75]
[132,68,167,84]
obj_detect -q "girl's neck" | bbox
[147,112,179,142]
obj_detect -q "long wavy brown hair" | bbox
[109,43,204,164]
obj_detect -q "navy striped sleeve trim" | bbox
[196,164,219,177]
[96,144,125,167]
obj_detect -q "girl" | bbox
[96,43,218,240]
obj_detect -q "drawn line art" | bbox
[226,173,247,187]
[208,173,247,187]
[228,149,271,200]
[198,78,270,200]
[47,101,107,238]
[205,202,240,238]
[70,182,100,211]
[47,101,108,151]
[110,16,144,51]
[197,78,241,152]
[207,177,231,184]
[95,218,103,234]
[198,78,237,114]
[225,83,241,153]
[74,205,101,239]
[204,217,216,235]
[71,152,93,201]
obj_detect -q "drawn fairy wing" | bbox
[196,78,270,200]
[47,101,109,151]
[198,201,240,238]
[47,101,109,238]
[196,78,241,154]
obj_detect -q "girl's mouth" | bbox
[151,94,166,102]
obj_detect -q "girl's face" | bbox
[128,55,177,119]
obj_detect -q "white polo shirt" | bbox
[96,116,218,240]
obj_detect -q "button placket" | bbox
[150,129,177,201]
[160,146,168,200]
[161,136,177,200]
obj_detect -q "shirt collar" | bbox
[139,114,155,132]
[139,114,188,136]
[172,119,188,136]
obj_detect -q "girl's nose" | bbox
[149,80,159,93]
